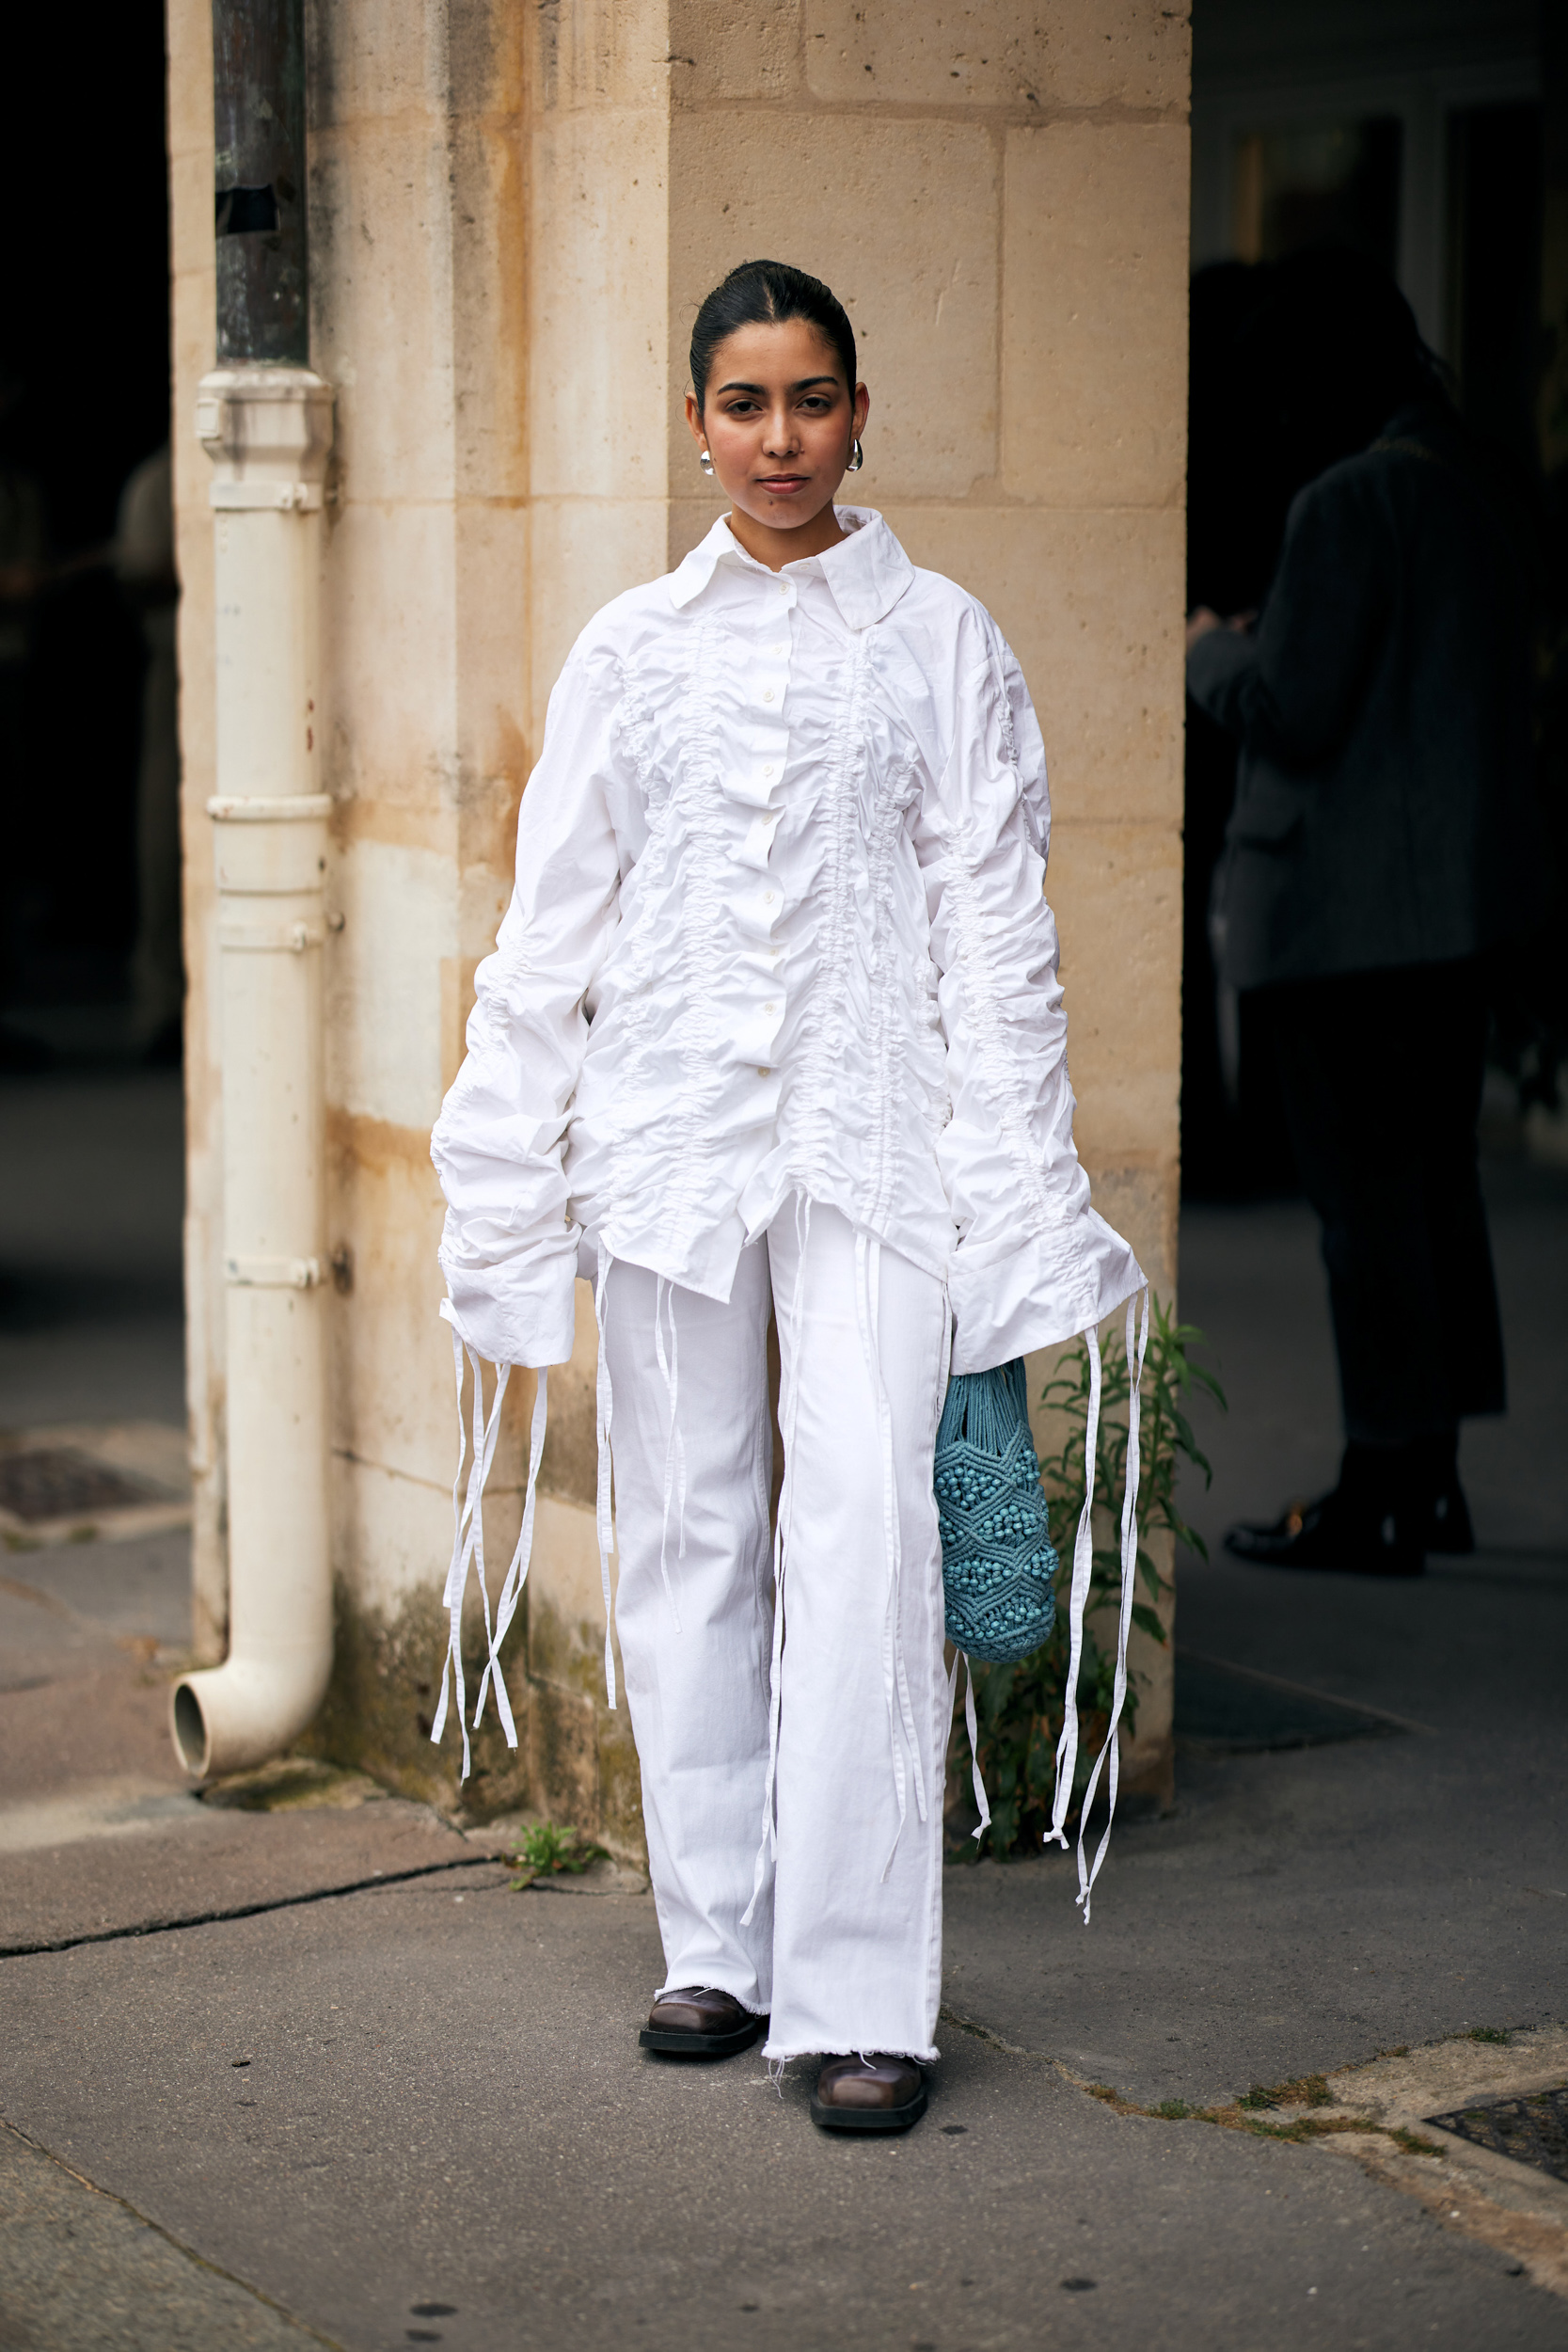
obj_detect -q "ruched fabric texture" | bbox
[431,507,1143,1376]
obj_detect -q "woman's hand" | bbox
[1186,606,1257,654]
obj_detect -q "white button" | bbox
[762,763,774,778]
[764,1001,778,1014]
[757,1067,771,1078]
[762,687,775,703]
[764,890,777,904]
[769,641,787,657]
[777,581,788,596]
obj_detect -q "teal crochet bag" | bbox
[934,1358,1057,1662]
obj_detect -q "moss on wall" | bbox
[298,1576,646,1863]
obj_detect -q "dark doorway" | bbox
[0,5,172,1048]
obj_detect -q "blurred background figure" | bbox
[114,446,182,1064]
[1180,261,1296,1200]
[1186,248,1546,1578]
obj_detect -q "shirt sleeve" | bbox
[1185,466,1393,766]
[430,637,624,1368]
[914,613,1145,1375]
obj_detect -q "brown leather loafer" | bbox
[639,1986,767,2058]
[810,2054,927,2132]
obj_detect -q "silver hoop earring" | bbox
[847,437,864,473]
[698,448,715,478]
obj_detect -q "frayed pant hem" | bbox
[760,2042,941,2066]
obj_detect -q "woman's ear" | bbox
[683,389,706,451]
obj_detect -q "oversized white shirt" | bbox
[432,507,1143,1374]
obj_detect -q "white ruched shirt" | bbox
[432,507,1143,1374]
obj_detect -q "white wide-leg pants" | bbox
[603,1200,952,2062]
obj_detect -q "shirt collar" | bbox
[668,505,915,630]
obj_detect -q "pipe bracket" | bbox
[209,796,333,823]
[217,919,324,953]
[210,480,324,513]
[226,1253,324,1290]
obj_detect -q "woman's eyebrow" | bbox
[714,374,842,395]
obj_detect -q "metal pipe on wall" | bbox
[171,0,336,1778]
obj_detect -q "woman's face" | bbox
[685,317,870,539]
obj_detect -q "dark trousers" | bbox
[1257,958,1505,1447]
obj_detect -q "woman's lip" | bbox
[758,475,808,492]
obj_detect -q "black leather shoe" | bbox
[1224,1488,1424,1577]
[639,1987,767,2058]
[810,2054,927,2132]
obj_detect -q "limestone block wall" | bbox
[167,0,1190,1848]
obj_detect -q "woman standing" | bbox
[432,262,1143,2133]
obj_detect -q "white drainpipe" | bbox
[171,368,336,1779]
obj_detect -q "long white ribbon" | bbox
[853,1228,928,1880]
[1074,1286,1149,1921]
[431,1329,511,1781]
[652,1276,687,1631]
[1048,1320,1102,1850]
[741,1190,811,1931]
[594,1240,618,1709]
[962,1652,991,1841]
[472,1365,549,1748]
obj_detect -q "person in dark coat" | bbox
[1186,248,1545,1576]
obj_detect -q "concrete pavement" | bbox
[5,1870,1563,2352]
[2,1065,1565,2348]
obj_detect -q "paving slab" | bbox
[1,1875,1561,2352]
[0,2120,330,2350]
[0,1796,496,1957]
[1,1576,124,1696]
[942,1526,1567,2111]
[942,1738,1565,2112]
[1177,1547,1568,1733]
[0,1649,185,1812]
[2,1528,190,1649]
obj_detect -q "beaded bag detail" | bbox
[934,1358,1057,1663]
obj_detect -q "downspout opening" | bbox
[172,1679,212,1778]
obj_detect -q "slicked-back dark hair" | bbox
[689,260,856,411]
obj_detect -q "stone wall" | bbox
[167,0,1190,1848]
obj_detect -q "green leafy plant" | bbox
[958,1294,1225,1858]
[508,1820,610,1889]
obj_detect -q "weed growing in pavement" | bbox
[1239,2073,1334,2110]
[508,1821,610,1888]
[1389,2126,1448,2156]
[1080,2077,1445,2157]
